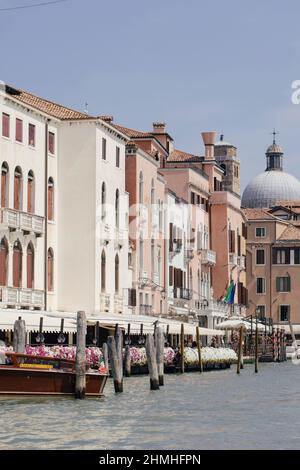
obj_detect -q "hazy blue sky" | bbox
[1,0,300,190]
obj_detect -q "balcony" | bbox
[237,255,246,269]
[0,208,44,235]
[173,287,193,301]
[114,294,123,313]
[184,249,194,262]
[100,293,110,312]
[0,287,45,309]
[100,224,110,244]
[115,228,124,249]
[140,304,153,316]
[229,253,238,266]
[201,249,217,266]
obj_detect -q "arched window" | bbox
[157,249,161,285]
[101,250,106,293]
[13,240,22,288]
[1,162,9,208]
[27,170,35,214]
[101,182,106,220]
[48,177,54,221]
[27,243,34,289]
[151,179,155,204]
[115,189,119,228]
[14,166,23,210]
[151,239,155,277]
[115,254,119,293]
[0,238,8,286]
[47,248,54,292]
[139,238,144,272]
[139,172,143,203]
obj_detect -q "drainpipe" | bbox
[44,119,50,311]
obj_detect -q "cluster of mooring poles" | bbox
[236,317,259,374]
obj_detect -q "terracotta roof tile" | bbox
[6,85,95,120]
[168,148,203,163]
[278,224,300,241]
[112,124,153,139]
[242,208,276,220]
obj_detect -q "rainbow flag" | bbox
[223,281,236,305]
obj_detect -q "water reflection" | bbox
[1,363,300,450]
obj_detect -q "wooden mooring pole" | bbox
[196,326,203,373]
[75,311,86,399]
[255,316,259,373]
[155,325,164,386]
[102,342,109,370]
[180,323,185,374]
[124,345,131,377]
[145,334,159,390]
[107,326,123,393]
[237,326,243,375]
[13,317,26,353]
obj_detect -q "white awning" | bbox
[215,317,266,332]
[0,309,224,336]
[274,324,300,334]
[0,309,77,333]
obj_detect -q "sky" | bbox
[1,0,300,191]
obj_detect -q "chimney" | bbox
[201,131,216,160]
[152,122,166,134]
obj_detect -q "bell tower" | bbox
[214,134,240,196]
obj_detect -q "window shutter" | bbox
[27,247,34,289]
[1,170,6,207]
[48,183,54,221]
[169,266,173,286]
[29,124,35,147]
[16,119,23,142]
[238,282,243,304]
[48,132,55,154]
[238,235,241,256]
[169,223,173,252]
[285,248,290,264]
[2,113,9,138]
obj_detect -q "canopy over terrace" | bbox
[82,312,225,336]
[0,310,224,336]
[215,317,266,332]
[0,310,77,333]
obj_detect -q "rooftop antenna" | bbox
[84,101,89,115]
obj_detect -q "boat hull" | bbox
[0,367,108,397]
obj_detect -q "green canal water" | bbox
[0,362,300,450]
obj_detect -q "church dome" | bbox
[241,171,300,208]
[242,137,300,208]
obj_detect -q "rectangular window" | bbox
[2,113,10,138]
[48,132,55,154]
[280,305,290,322]
[294,248,300,264]
[256,305,265,320]
[28,124,36,147]
[191,192,195,204]
[102,138,107,160]
[15,118,23,142]
[273,248,290,265]
[276,277,291,292]
[116,146,120,167]
[256,227,266,237]
[256,249,265,265]
[256,277,266,294]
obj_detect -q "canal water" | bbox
[0,362,300,450]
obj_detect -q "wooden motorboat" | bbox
[0,352,108,397]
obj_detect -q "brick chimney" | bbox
[201,131,216,160]
[152,122,166,134]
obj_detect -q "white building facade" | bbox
[0,83,131,317]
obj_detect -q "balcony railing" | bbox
[229,253,238,266]
[201,249,217,266]
[237,255,246,269]
[100,293,110,312]
[114,294,123,313]
[184,249,194,261]
[0,287,45,308]
[173,287,192,300]
[140,304,153,316]
[0,208,44,235]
